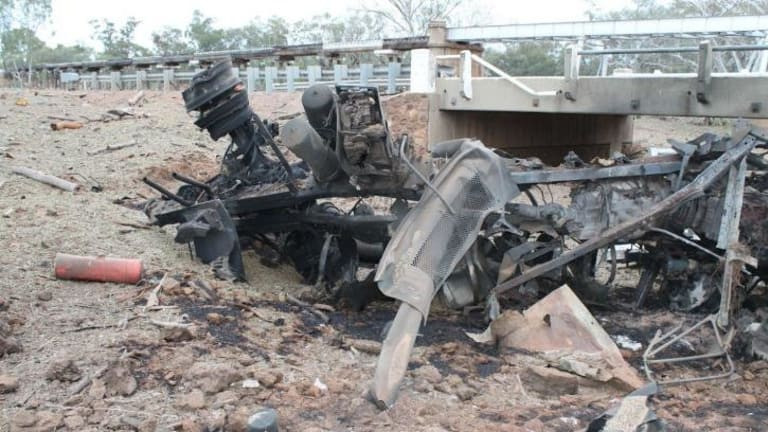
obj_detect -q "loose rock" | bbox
[88,378,106,399]
[413,365,443,384]
[63,414,86,429]
[162,326,195,342]
[176,389,206,410]
[0,374,19,393]
[46,359,82,382]
[187,362,243,394]
[206,312,224,325]
[254,370,283,389]
[180,417,205,432]
[413,378,433,393]
[520,365,580,396]
[103,360,138,397]
[226,406,252,432]
[12,410,37,428]
[35,410,64,431]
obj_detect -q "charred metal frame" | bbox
[144,60,768,406]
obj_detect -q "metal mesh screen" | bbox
[411,173,495,287]
[376,140,518,318]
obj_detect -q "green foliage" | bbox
[0,0,51,32]
[89,17,150,59]
[237,16,290,48]
[146,10,384,61]
[1,27,43,65]
[0,0,52,70]
[291,12,385,44]
[152,27,192,56]
[34,43,92,63]
[158,11,293,54]
[484,0,768,77]
[185,10,228,52]
[484,42,564,76]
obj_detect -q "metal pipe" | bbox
[142,177,194,207]
[579,44,768,56]
[399,135,456,215]
[171,172,215,197]
[648,227,724,261]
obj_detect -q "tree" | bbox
[0,0,51,44]
[0,0,52,80]
[262,17,292,46]
[228,16,290,50]
[362,0,463,35]
[291,12,385,44]
[90,17,150,58]
[1,27,44,66]
[35,43,92,63]
[588,0,768,74]
[484,42,564,76]
[185,10,229,52]
[152,27,192,56]
[669,0,768,16]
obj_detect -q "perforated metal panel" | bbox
[375,140,519,318]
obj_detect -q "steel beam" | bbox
[447,16,768,42]
[507,160,682,184]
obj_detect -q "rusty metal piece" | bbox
[717,155,748,328]
[492,131,764,297]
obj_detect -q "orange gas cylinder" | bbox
[54,253,144,284]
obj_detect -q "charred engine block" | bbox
[282,84,404,187]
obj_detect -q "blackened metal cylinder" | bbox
[281,117,341,183]
[182,59,240,112]
[301,84,336,132]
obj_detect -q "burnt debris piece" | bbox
[145,59,768,407]
[145,59,420,285]
[181,58,299,194]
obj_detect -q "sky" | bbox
[38,0,636,49]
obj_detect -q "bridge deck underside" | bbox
[427,94,634,165]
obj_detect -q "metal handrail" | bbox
[580,44,768,56]
[436,51,558,98]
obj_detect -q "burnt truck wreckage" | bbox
[145,59,768,406]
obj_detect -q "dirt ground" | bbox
[1,90,766,432]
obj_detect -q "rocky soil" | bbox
[0,89,765,431]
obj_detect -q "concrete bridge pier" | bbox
[419,21,633,165]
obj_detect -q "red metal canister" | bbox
[54,253,144,284]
